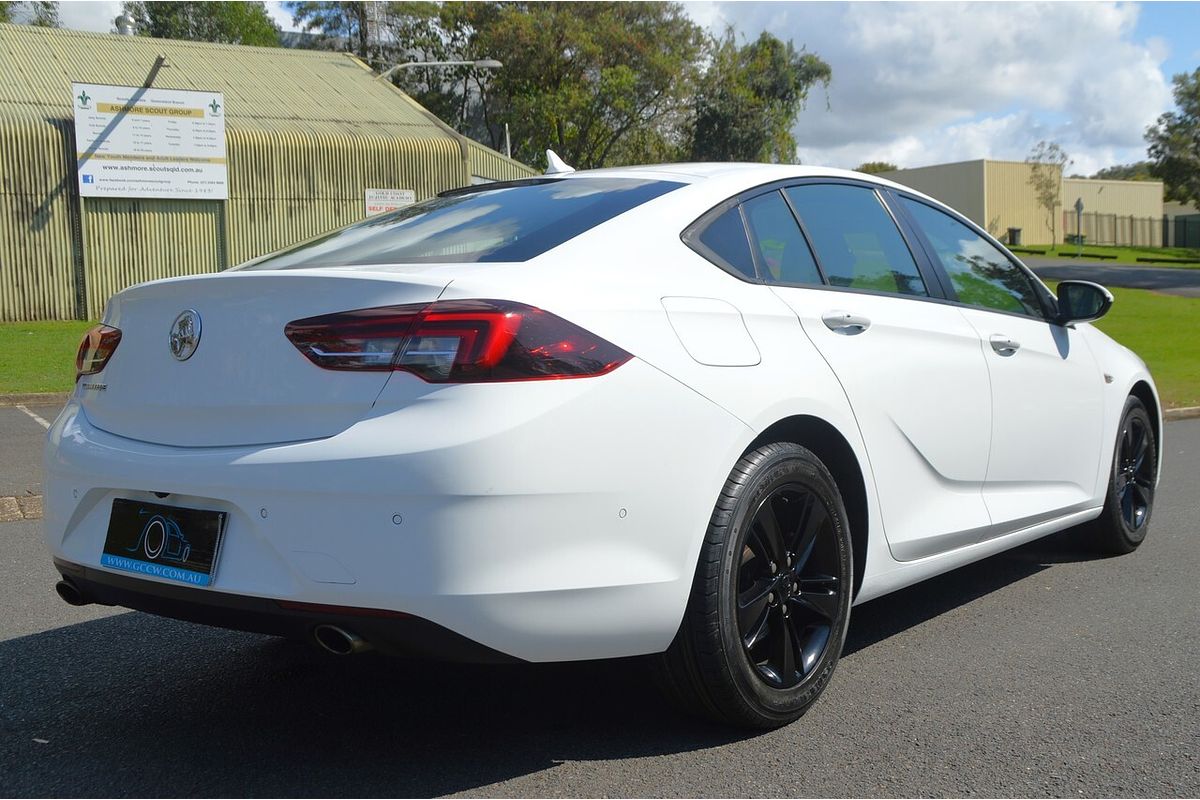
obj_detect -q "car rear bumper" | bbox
[44,360,751,662]
[54,557,519,662]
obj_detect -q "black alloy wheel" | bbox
[655,442,853,728]
[738,486,842,688]
[1115,412,1155,532]
[1090,395,1158,555]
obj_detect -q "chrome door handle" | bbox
[821,310,872,335]
[990,334,1020,355]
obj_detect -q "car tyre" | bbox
[655,442,853,728]
[1090,396,1158,555]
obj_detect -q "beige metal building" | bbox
[0,23,534,322]
[880,159,1164,247]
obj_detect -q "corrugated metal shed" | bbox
[880,159,1165,247]
[879,160,986,226]
[0,23,534,321]
[984,160,1057,245]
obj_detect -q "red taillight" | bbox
[284,300,631,382]
[75,324,122,380]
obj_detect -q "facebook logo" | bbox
[82,174,94,184]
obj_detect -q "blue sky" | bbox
[56,1,1200,174]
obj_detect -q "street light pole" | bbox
[375,59,503,82]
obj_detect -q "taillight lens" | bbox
[285,300,631,382]
[75,324,122,380]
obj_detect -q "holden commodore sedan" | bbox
[46,163,1160,728]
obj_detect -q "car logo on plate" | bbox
[169,309,202,361]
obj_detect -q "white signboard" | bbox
[365,188,416,216]
[72,82,228,199]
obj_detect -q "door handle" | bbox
[990,334,1021,356]
[821,310,871,335]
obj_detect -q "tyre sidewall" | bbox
[717,446,853,722]
[1104,398,1157,548]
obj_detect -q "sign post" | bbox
[1074,197,1084,258]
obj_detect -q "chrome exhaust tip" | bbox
[55,579,90,607]
[312,624,372,655]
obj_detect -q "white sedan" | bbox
[45,164,1161,728]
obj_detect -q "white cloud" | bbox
[265,1,302,33]
[57,1,121,33]
[701,1,1174,173]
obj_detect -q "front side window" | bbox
[901,197,1043,317]
[236,177,682,269]
[785,185,928,297]
[742,191,822,286]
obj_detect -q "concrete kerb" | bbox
[0,393,70,407]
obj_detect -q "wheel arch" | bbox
[747,415,868,599]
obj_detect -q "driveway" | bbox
[1024,257,1200,298]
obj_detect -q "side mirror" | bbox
[1056,280,1113,325]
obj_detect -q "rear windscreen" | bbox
[235,177,682,270]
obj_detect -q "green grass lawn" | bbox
[1016,244,1200,266]
[0,320,94,394]
[1,290,1196,408]
[1089,286,1200,408]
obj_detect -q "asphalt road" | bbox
[1025,257,1200,298]
[1,405,1197,797]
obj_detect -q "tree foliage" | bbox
[1090,161,1155,182]
[1,1,60,26]
[1027,140,1071,243]
[471,2,707,169]
[287,1,376,58]
[284,1,829,169]
[122,1,280,46]
[855,161,898,174]
[1147,68,1200,207]
[687,29,830,163]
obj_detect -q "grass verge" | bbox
[1088,286,1200,408]
[0,320,94,394]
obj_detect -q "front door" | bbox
[744,183,994,562]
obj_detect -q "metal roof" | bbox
[0,22,480,143]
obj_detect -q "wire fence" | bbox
[1061,211,1200,249]
[1062,212,1163,248]
[1170,215,1200,249]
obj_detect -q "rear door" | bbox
[895,195,1105,531]
[751,181,994,561]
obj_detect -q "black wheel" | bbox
[1090,396,1158,555]
[655,442,853,728]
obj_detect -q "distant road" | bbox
[1023,257,1200,298]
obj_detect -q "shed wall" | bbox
[984,161,1057,246]
[878,161,986,227]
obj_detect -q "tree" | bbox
[688,29,830,163]
[1147,68,1200,207]
[287,1,379,60]
[1091,161,1155,182]
[469,2,708,169]
[122,2,280,46]
[1027,140,1071,244]
[856,161,898,174]
[1,1,60,26]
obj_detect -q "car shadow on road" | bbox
[0,528,1103,797]
[842,526,1104,658]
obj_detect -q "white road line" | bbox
[15,404,51,430]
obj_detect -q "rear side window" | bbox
[695,206,757,279]
[901,197,1044,317]
[785,185,928,297]
[236,177,682,269]
[742,191,822,286]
